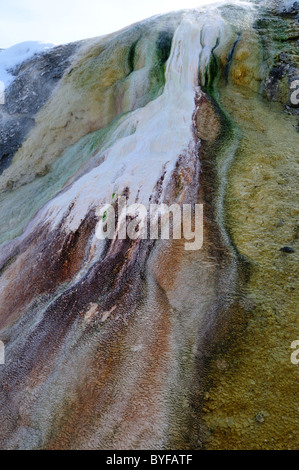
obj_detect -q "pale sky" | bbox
[0,0,219,49]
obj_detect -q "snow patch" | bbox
[0,41,55,95]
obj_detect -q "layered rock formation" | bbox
[0,0,298,449]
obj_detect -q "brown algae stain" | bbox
[200,37,299,449]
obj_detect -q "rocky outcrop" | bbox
[0,43,80,175]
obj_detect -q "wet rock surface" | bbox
[0,43,80,174]
[257,1,299,125]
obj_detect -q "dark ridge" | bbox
[224,31,242,84]
[127,39,139,74]
[156,30,173,65]
[203,37,220,94]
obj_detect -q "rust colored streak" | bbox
[46,261,174,450]
[0,210,97,329]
